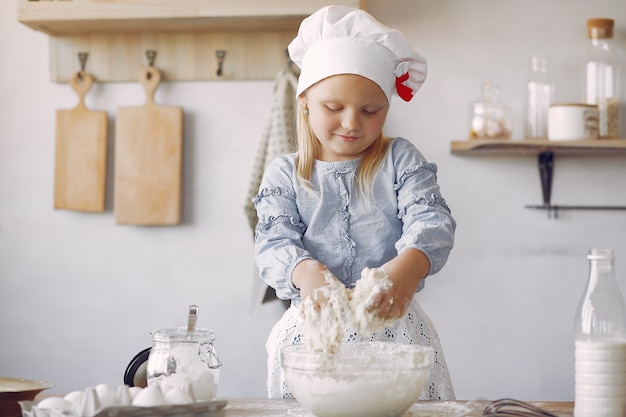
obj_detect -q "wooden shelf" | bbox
[17,0,363,82]
[450,139,626,156]
[17,0,362,35]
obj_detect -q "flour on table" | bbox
[298,267,394,353]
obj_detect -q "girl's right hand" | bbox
[292,259,332,307]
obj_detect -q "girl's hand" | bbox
[368,248,430,320]
[292,259,332,308]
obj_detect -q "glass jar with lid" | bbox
[146,327,222,401]
[469,82,512,140]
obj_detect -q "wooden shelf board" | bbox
[450,139,626,156]
[48,30,299,82]
[17,0,363,35]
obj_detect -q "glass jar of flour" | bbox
[147,327,222,401]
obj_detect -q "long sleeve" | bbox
[391,139,456,276]
[253,156,312,301]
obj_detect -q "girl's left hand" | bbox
[368,248,430,320]
[367,274,418,320]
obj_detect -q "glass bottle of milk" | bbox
[574,249,626,417]
[585,18,620,138]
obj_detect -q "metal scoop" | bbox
[186,304,199,340]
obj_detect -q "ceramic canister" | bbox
[548,103,599,141]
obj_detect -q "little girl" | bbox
[253,5,457,400]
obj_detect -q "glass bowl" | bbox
[281,341,433,417]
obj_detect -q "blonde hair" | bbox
[295,103,390,198]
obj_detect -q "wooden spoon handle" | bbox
[139,66,161,104]
[70,71,94,107]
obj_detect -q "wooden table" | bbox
[219,398,574,416]
[30,396,574,416]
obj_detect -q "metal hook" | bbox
[77,52,88,82]
[78,52,88,71]
[145,50,157,80]
[146,50,157,67]
[216,50,226,76]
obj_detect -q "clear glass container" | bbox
[585,18,620,139]
[524,56,554,139]
[469,83,512,140]
[574,249,626,417]
[146,327,222,401]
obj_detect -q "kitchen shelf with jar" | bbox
[17,0,363,82]
[450,138,626,218]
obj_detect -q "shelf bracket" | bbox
[526,150,626,218]
[538,151,554,207]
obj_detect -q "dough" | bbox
[298,267,394,353]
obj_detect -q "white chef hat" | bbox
[288,5,427,102]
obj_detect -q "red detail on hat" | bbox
[395,73,413,102]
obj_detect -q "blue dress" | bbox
[254,137,457,400]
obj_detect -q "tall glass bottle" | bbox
[524,56,554,139]
[585,18,620,139]
[574,249,626,417]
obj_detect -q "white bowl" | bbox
[281,342,433,417]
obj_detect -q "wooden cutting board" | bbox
[54,71,107,212]
[114,66,183,226]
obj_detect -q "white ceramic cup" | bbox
[548,103,599,141]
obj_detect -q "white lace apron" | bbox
[265,297,456,400]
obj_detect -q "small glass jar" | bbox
[469,82,512,140]
[146,327,221,401]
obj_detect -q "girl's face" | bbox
[302,74,389,162]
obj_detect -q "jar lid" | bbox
[587,18,614,39]
[151,327,215,343]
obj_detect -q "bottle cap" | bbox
[587,18,614,39]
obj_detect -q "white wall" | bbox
[2,0,625,402]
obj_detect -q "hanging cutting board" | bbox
[114,66,183,226]
[54,71,107,212]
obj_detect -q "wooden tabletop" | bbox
[30,395,574,417]
[220,398,574,416]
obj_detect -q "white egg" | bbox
[132,384,166,407]
[128,386,143,399]
[159,373,187,392]
[157,380,174,395]
[95,383,116,407]
[36,397,72,411]
[164,387,194,405]
[189,373,216,401]
[63,390,83,404]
